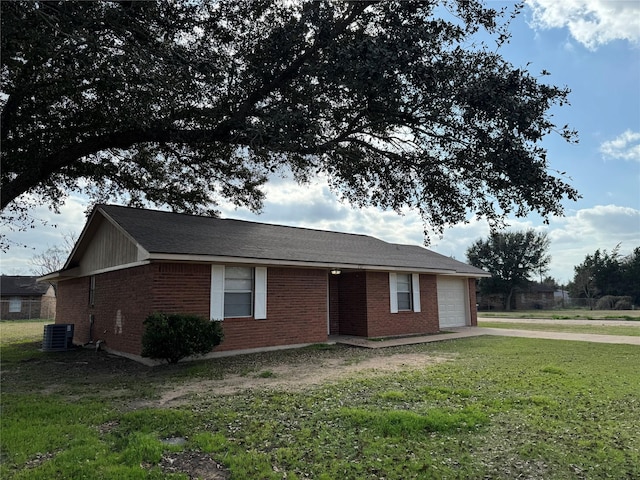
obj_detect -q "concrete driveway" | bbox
[334,319,640,348]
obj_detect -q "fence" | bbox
[0,298,56,320]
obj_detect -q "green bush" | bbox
[614,298,633,310]
[595,295,633,310]
[141,313,223,364]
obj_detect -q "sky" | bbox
[1,0,639,285]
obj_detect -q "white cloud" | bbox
[526,0,640,49]
[547,204,640,282]
[600,130,640,162]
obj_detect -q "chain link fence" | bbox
[0,298,56,320]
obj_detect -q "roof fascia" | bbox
[146,253,460,275]
[48,261,151,281]
[38,266,81,283]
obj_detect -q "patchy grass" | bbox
[0,319,52,344]
[479,309,640,320]
[479,321,640,336]
[2,321,639,479]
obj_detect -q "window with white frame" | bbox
[396,274,412,311]
[224,266,254,317]
[389,272,421,314]
[211,265,268,320]
[9,297,22,313]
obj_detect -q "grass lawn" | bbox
[2,320,639,479]
[479,309,640,320]
[0,319,53,343]
[478,321,640,336]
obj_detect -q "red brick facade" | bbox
[56,263,328,357]
[56,264,155,356]
[56,261,476,360]
[219,267,327,352]
[329,272,440,338]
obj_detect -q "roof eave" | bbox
[146,252,487,276]
[38,266,81,283]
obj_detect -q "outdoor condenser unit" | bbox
[42,324,75,352]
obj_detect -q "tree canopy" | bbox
[466,229,551,310]
[568,245,640,306]
[1,0,579,246]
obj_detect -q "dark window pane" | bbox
[398,292,412,311]
[224,292,252,317]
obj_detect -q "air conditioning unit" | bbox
[42,324,75,352]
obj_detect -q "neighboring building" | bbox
[0,276,56,320]
[42,205,489,362]
[514,284,555,310]
[477,284,557,311]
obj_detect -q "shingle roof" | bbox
[99,204,488,276]
[0,276,50,296]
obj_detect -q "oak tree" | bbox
[466,229,551,310]
[1,1,579,247]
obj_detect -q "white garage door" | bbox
[437,278,469,328]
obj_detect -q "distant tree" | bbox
[569,245,620,297]
[29,232,77,282]
[570,245,640,307]
[2,0,579,250]
[568,265,598,309]
[621,247,640,305]
[466,230,551,310]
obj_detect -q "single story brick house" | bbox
[42,204,489,362]
[1,275,56,320]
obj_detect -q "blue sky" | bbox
[2,0,639,285]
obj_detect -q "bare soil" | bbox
[154,352,451,406]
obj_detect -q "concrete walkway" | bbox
[333,324,640,349]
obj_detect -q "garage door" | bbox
[437,278,469,328]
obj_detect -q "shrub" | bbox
[141,313,224,364]
[595,295,617,310]
[614,298,633,310]
[595,295,633,310]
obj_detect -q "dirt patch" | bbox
[157,451,230,480]
[155,352,451,406]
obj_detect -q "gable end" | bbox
[75,216,141,275]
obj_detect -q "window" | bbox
[9,297,22,313]
[224,267,254,317]
[89,275,96,307]
[211,265,267,320]
[389,273,421,313]
[396,274,412,311]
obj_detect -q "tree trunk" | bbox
[505,288,514,311]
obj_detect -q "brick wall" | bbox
[365,272,440,337]
[218,267,328,351]
[151,263,210,316]
[57,264,155,355]
[56,261,477,358]
[57,263,329,356]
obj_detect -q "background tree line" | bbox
[466,230,639,310]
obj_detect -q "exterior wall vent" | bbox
[42,324,75,352]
